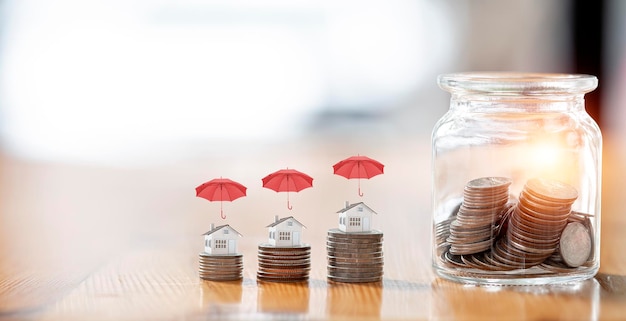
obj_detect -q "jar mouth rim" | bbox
[438,72,598,95]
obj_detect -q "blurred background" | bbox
[0,0,624,167]
[0,2,625,317]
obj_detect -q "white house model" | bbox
[266,216,306,247]
[337,201,377,233]
[203,224,242,255]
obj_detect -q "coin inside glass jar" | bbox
[524,178,578,203]
[559,222,592,267]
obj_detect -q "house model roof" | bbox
[336,201,378,214]
[266,216,306,228]
[202,224,243,236]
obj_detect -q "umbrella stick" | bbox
[358,163,364,197]
[287,191,293,210]
[220,184,226,219]
[358,178,364,197]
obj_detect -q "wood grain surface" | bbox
[0,135,625,320]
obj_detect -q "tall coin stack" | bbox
[447,177,512,255]
[326,229,384,283]
[198,253,243,281]
[257,244,311,282]
[491,178,578,269]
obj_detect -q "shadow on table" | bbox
[257,281,310,314]
[326,280,382,318]
[595,273,626,297]
[430,277,602,320]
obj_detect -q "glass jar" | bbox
[431,73,601,285]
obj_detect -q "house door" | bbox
[363,217,370,231]
[228,239,236,253]
[292,231,300,246]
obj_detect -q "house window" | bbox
[349,217,361,226]
[269,231,272,239]
[358,207,363,212]
[287,221,293,227]
[215,239,227,249]
[279,231,291,241]
[223,229,229,234]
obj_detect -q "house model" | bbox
[266,216,306,247]
[202,223,243,255]
[337,201,377,233]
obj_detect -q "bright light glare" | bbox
[530,143,561,168]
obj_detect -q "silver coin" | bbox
[539,258,585,273]
[465,177,512,190]
[258,244,311,250]
[258,248,311,254]
[257,260,310,266]
[257,275,309,283]
[327,254,384,262]
[442,251,467,268]
[198,258,243,264]
[258,256,310,264]
[199,267,243,273]
[327,228,383,238]
[327,276,382,283]
[326,241,383,249]
[326,249,383,257]
[519,190,573,208]
[257,274,309,280]
[328,271,383,279]
[328,259,383,266]
[468,252,503,271]
[258,252,310,259]
[199,273,242,278]
[326,235,383,243]
[525,178,578,203]
[200,275,243,281]
[326,236,383,244]
[327,263,383,271]
[519,193,571,213]
[559,222,592,267]
[199,265,244,272]
[199,252,242,258]
[326,246,383,254]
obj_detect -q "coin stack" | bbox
[447,177,512,255]
[257,244,311,283]
[491,178,578,269]
[437,177,595,273]
[326,228,384,283]
[198,253,243,281]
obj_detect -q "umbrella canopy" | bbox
[262,168,313,210]
[196,177,247,219]
[333,155,384,197]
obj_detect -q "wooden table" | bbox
[1,134,625,320]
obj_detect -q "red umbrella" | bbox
[262,168,313,210]
[196,177,247,219]
[333,155,384,197]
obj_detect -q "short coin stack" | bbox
[491,178,578,269]
[447,177,512,255]
[326,228,384,283]
[198,253,243,281]
[257,244,311,283]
